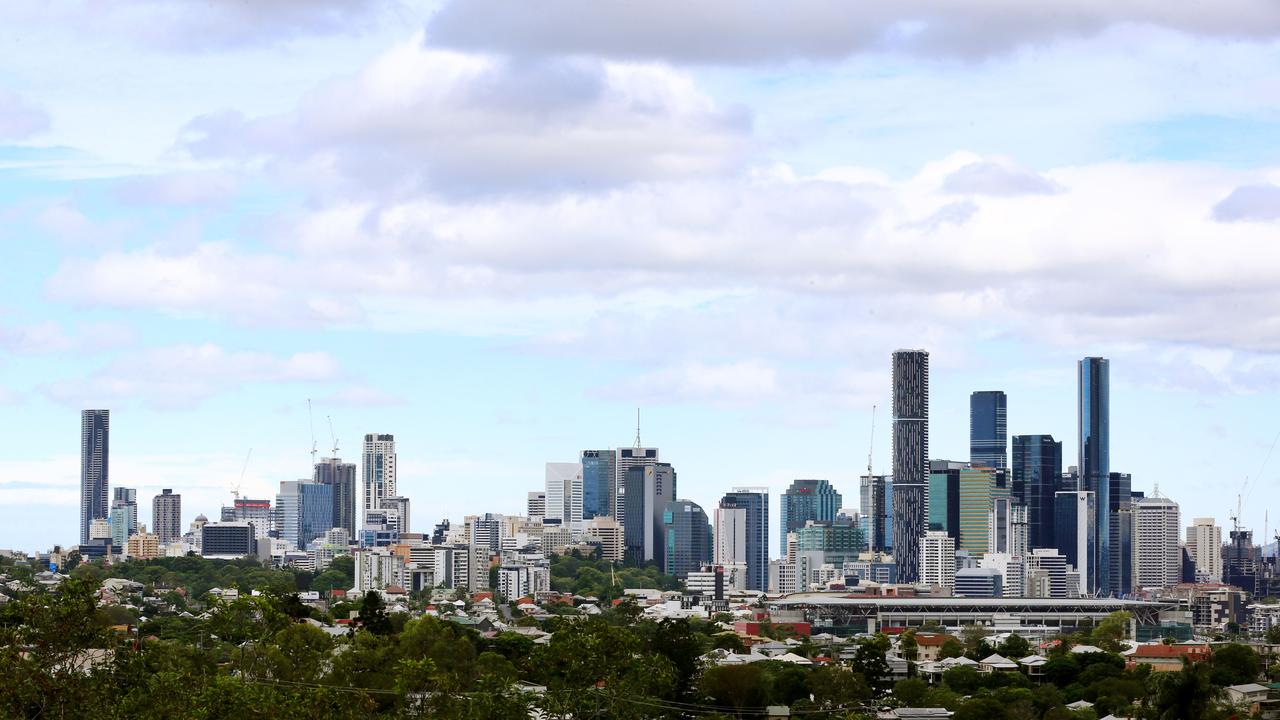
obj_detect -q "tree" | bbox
[940,636,965,659]
[899,629,919,662]
[954,697,1005,720]
[942,665,981,695]
[356,590,393,636]
[1267,624,1280,645]
[700,665,769,716]
[1148,658,1225,720]
[1209,642,1260,687]
[961,624,991,653]
[807,664,871,709]
[997,633,1032,660]
[1090,611,1131,653]
[1042,655,1080,687]
[893,677,929,706]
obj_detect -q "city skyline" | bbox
[3,1,1280,553]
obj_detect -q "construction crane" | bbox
[327,416,339,457]
[866,404,876,477]
[231,448,253,501]
[307,398,318,466]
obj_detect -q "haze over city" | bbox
[2,0,1280,555]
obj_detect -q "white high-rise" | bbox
[545,462,584,533]
[1134,496,1181,590]
[1186,517,1223,583]
[362,434,396,526]
[920,530,956,593]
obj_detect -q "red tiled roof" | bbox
[1131,645,1211,658]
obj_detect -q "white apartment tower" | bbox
[920,530,956,594]
[362,434,397,526]
[1186,517,1223,583]
[544,462,584,533]
[1134,495,1181,590]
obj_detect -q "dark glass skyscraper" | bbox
[314,457,357,536]
[1054,490,1096,593]
[1079,357,1110,593]
[1110,472,1134,596]
[717,489,768,591]
[969,391,1007,468]
[859,474,891,552]
[892,349,929,583]
[80,409,110,545]
[779,479,841,552]
[1012,434,1063,550]
[927,462,962,541]
[581,449,614,520]
[622,462,676,567]
[662,499,712,578]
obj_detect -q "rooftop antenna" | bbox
[307,398,318,466]
[231,448,252,501]
[327,415,338,457]
[634,407,642,448]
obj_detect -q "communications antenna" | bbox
[634,408,642,448]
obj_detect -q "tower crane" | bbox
[307,398,318,466]
[328,415,339,457]
[231,448,252,501]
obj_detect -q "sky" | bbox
[2,1,1280,555]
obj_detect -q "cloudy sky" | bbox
[2,0,1280,554]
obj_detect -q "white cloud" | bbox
[40,343,342,409]
[425,0,1280,63]
[0,320,136,355]
[179,37,751,196]
[0,86,49,139]
[600,361,779,406]
[1213,183,1280,222]
[941,160,1062,196]
[322,384,406,408]
[114,170,239,206]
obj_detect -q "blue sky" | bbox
[2,0,1280,554]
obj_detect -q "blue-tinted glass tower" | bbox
[581,449,614,520]
[662,499,712,579]
[1054,490,1096,593]
[718,488,768,591]
[779,479,841,552]
[1079,357,1110,594]
[969,391,1007,468]
[80,409,110,545]
[1012,434,1063,550]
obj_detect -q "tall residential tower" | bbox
[80,409,110,545]
[892,349,929,583]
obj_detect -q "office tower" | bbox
[1133,495,1181,590]
[1078,356,1110,593]
[581,449,614,520]
[80,409,110,545]
[892,349,929,583]
[622,462,676,566]
[276,480,333,550]
[584,517,625,562]
[927,461,964,540]
[1054,491,1096,595]
[614,446,659,522]
[469,513,503,553]
[957,466,1008,556]
[792,519,867,565]
[152,489,182,544]
[545,462,585,533]
[920,530,956,593]
[314,456,358,536]
[1110,472,1134,596]
[779,479,841,552]
[1186,518,1224,583]
[989,499,1028,556]
[978,553,1025,597]
[661,499,712,578]
[715,488,769,591]
[955,567,1003,597]
[527,491,546,520]
[1025,548,1070,598]
[361,434,396,525]
[200,522,256,558]
[382,496,411,534]
[969,391,1008,468]
[110,487,138,546]
[1012,435,1062,550]
[859,474,892,552]
[224,498,273,538]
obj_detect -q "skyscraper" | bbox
[779,479,841,551]
[969,391,1007,468]
[988,498,1028,557]
[314,456,357,536]
[859,474,892,552]
[362,434,396,526]
[1133,495,1180,590]
[545,462,585,533]
[662,499,712,578]
[526,491,546,520]
[927,461,963,540]
[80,409,110,545]
[920,530,956,593]
[892,349,929,583]
[957,466,1008,557]
[581,449,614,520]
[1053,490,1095,594]
[622,462,675,567]
[152,489,182,545]
[715,488,769,592]
[614,446,659,522]
[277,480,334,550]
[1012,435,1063,550]
[1186,517,1223,583]
[1078,357,1110,593]
[110,487,137,546]
[1109,472,1134,596]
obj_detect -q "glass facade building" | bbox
[80,409,110,545]
[1012,434,1063,550]
[792,520,867,565]
[892,349,929,583]
[716,488,769,591]
[580,449,614,520]
[779,479,842,552]
[1078,357,1110,594]
[969,391,1008,468]
[927,463,962,540]
[662,499,712,578]
[314,457,357,537]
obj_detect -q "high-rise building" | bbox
[80,409,110,545]
[927,461,963,540]
[1186,518,1223,583]
[715,488,769,591]
[614,446,659,522]
[792,519,867,565]
[361,434,396,526]
[969,391,1008,469]
[581,449,614,520]
[892,349,929,583]
[622,462,675,567]
[381,496,411,534]
[1012,435,1062,550]
[276,480,333,550]
[526,491,546,520]
[584,516,624,563]
[779,479,841,552]
[110,487,137,546]
[859,474,892,552]
[314,457,358,536]
[957,466,1008,557]
[200,522,256,558]
[988,499,1028,557]
[1109,472,1134,596]
[1078,357,1110,593]
[662,499,712,578]
[223,498,273,538]
[920,530,956,593]
[1133,495,1181,590]
[1025,548,1070,598]
[152,489,182,545]
[1054,490,1096,595]
[1226,529,1260,595]
[545,462,585,533]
